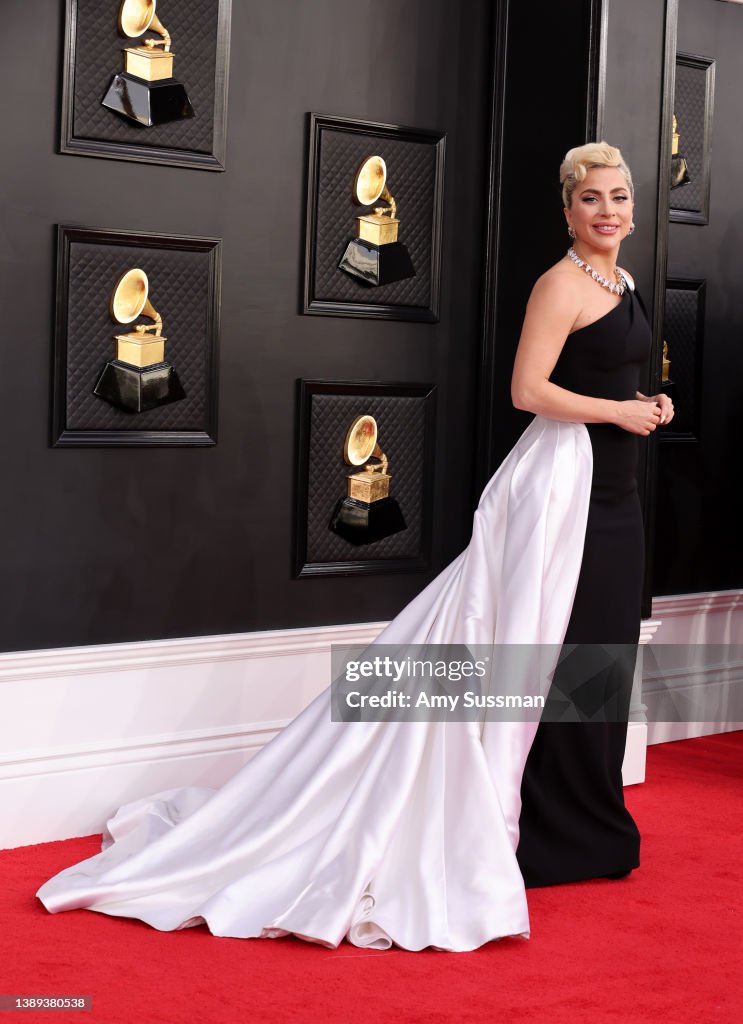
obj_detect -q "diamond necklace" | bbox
[567,247,627,296]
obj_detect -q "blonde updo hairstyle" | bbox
[560,142,634,208]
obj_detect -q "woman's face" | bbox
[564,165,633,252]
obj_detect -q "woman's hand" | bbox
[615,399,663,435]
[637,391,675,426]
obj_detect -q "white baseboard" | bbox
[2,589,740,850]
[647,590,743,746]
[0,622,384,850]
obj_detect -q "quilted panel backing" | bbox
[672,60,711,214]
[311,126,440,309]
[63,238,215,432]
[663,283,703,436]
[305,392,431,564]
[70,0,219,153]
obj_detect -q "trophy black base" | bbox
[93,360,186,413]
[330,495,407,545]
[101,73,195,127]
[338,239,416,286]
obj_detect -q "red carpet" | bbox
[2,732,741,1023]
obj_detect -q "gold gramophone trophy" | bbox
[330,415,407,545]
[101,0,194,127]
[94,268,186,413]
[338,156,416,286]
[670,114,691,189]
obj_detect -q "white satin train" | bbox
[36,416,593,952]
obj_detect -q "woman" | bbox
[36,142,672,951]
[511,144,673,887]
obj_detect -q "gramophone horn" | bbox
[119,0,171,50]
[343,415,378,466]
[110,268,163,335]
[353,155,397,221]
[354,156,387,206]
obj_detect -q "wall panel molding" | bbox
[0,622,385,684]
[639,0,679,617]
[648,588,743,744]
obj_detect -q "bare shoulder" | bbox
[525,261,583,321]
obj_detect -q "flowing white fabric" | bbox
[36,416,593,952]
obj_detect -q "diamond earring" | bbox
[568,225,576,239]
[628,223,636,236]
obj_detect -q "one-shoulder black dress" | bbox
[516,283,652,887]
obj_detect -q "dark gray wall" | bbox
[486,0,600,471]
[655,0,743,594]
[0,0,495,652]
[601,0,669,615]
[602,0,667,299]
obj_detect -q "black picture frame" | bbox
[303,114,446,322]
[669,52,715,225]
[294,380,437,577]
[53,225,221,447]
[60,0,232,171]
[660,277,705,443]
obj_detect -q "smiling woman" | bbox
[510,143,664,423]
[512,141,674,888]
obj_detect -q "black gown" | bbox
[516,284,651,887]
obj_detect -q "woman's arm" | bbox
[511,274,662,435]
